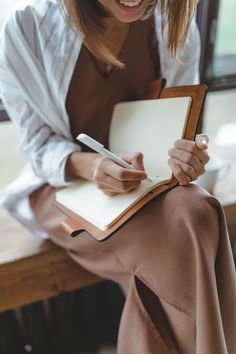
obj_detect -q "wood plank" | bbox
[0,251,102,312]
[0,207,102,312]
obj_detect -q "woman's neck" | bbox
[102,17,130,57]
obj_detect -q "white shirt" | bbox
[0,0,201,238]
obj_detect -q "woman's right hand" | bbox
[92,152,147,196]
[66,151,147,196]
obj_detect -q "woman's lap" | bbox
[29,183,226,312]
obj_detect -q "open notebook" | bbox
[56,96,192,231]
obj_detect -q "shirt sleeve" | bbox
[0,85,81,187]
[0,9,81,187]
[158,18,201,87]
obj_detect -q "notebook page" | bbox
[56,176,166,231]
[109,97,192,179]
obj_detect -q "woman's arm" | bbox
[0,89,80,186]
[0,10,146,193]
[0,6,81,187]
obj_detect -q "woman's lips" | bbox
[114,0,144,13]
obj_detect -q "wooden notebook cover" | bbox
[55,80,207,241]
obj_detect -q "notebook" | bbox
[54,82,207,241]
[55,96,192,231]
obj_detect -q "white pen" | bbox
[77,133,153,181]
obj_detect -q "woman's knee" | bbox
[110,184,222,273]
[164,184,221,253]
[130,185,221,283]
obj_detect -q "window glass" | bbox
[213,0,236,77]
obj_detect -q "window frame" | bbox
[197,0,236,91]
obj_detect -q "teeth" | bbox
[119,0,142,7]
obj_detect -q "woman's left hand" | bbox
[168,134,210,186]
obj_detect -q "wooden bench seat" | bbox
[0,206,102,313]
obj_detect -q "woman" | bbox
[0,0,235,353]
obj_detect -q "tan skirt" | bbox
[30,183,236,354]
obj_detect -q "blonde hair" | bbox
[61,0,198,68]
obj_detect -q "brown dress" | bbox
[29,16,236,354]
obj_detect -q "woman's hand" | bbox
[66,151,146,195]
[168,134,210,186]
[92,152,147,196]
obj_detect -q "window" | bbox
[197,0,236,90]
[213,0,236,78]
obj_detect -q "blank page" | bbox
[109,97,192,179]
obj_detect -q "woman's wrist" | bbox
[65,151,101,181]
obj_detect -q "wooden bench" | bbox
[0,205,102,313]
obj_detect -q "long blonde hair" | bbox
[61,0,198,68]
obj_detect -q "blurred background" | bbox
[0,1,235,354]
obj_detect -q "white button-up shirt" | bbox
[0,0,201,237]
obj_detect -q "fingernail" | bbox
[200,138,208,145]
[199,135,209,145]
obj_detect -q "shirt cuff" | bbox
[42,141,81,186]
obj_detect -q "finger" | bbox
[169,158,198,181]
[195,134,209,151]
[168,159,191,186]
[96,186,117,196]
[122,152,145,171]
[174,139,210,164]
[98,176,141,193]
[104,159,147,181]
[168,148,205,176]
